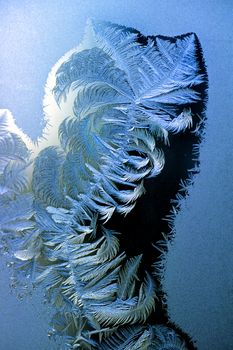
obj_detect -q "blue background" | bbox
[0,1,232,349]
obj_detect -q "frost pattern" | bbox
[0,20,207,349]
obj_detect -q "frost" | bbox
[0,20,207,349]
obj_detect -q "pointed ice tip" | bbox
[89,19,139,36]
[182,31,197,42]
[0,108,13,124]
[88,18,107,26]
[87,18,111,34]
[86,18,104,29]
[86,17,94,28]
[0,108,10,116]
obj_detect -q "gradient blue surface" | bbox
[0,1,232,349]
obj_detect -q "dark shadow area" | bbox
[105,32,208,350]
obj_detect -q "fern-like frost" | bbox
[0,19,207,349]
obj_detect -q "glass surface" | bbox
[0,1,232,349]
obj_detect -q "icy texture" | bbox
[0,20,207,349]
